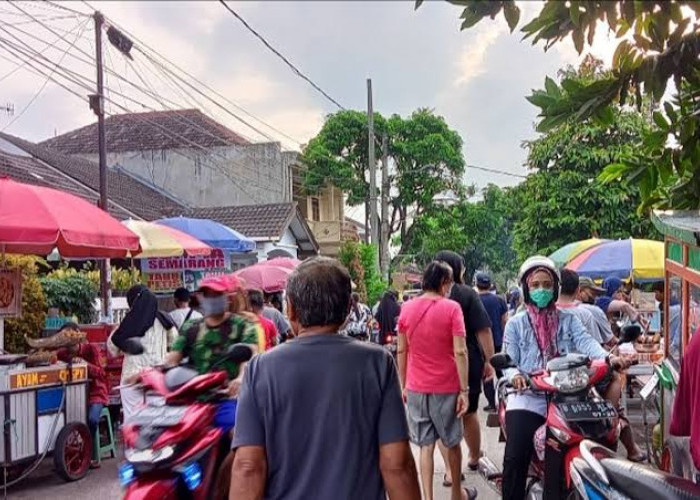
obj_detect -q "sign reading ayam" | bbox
[11,365,87,390]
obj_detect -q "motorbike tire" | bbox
[54,422,92,481]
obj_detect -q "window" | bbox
[311,197,320,221]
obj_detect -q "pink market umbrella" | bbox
[234,264,292,293]
[258,257,301,270]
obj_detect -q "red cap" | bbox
[197,275,230,293]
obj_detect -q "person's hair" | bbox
[351,292,360,303]
[58,321,80,332]
[402,294,409,302]
[434,250,465,284]
[560,269,580,296]
[188,294,200,310]
[173,287,190,304]
[651,281,665,293]
[229,290,249,315]
[286,257,351,327]
[422,261,453,292]
[248,289,265,311]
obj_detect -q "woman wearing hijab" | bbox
[501,257,628,500]
[375,290,401,345]
[108,284,179,422]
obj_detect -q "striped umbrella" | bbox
[123,220,212,258]
[549,238,608,267]
[565,238,664,281]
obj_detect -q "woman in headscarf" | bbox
[108,284,179,422]
[602,276,624,300]
[501,256,627,500]
[375,290,401,345]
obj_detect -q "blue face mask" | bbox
[201,295,227,317]
[530,288,554,308]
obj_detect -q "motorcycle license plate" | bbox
[559,401,617,421]
[130,405,187,426]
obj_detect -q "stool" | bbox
[93,407,116,462]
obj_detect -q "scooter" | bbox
[479,352,625,499]
[118,343,253,499]
[570,439,700,500]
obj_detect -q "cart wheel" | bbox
[54,422,91,481]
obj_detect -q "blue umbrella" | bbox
[155,217,256,253]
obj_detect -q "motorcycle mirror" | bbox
[619,324,643,344]
[490,353,514,371]
[121,338,144,355]
[226,344,253,364]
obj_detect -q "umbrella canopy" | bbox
[0,178,140,258]
[549,238,608,267]
[565,238,664,281]
[259,257,301,270]
[234,264,292,293]
[122,220,211,258]
[155,217,255,253]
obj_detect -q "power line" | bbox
[217,0,345,110]
[466,164,527,179]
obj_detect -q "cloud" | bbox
[454,23,507,87]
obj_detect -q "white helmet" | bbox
[518,255,559,282]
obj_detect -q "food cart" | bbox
[649,210,700,477]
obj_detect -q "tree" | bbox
[338,241,387,305]
[421,0,700,209]
[301,109,465,263]
[3,256,47,353]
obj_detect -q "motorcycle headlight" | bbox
[552,366,589,394]
[125,445,176,464]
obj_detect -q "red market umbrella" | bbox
[234,264,292,293]
[258,257,301,270]
[0,178,140,258]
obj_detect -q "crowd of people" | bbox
[89,251,692,500]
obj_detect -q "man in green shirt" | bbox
[166,275,258,432]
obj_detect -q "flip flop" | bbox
[462,486,478,499]
[442,473,467,487]
[467,451,484,471]
[628,452,648,463]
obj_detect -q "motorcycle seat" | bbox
[601,458,700,500]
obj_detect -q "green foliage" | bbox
[424,0,700,209]
[301,108,465,258]
[40,268,98,324]
[2,256,47,354]
[338,241,387,305]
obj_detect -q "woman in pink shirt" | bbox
[397,261,472,500]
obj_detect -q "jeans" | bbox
[503,410,546,500]
[88,403,104,461]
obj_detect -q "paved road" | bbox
[5,394,503,499]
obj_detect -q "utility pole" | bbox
[380,132,390,281]
[92,11,111,322]
[367,79,378,249]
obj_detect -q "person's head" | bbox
[603,276,624,299]
[351,292,360,305]
[58,322,83,355]
[507,286,521,306]
[197,276,231,319]
[402,293,409,303]
[222,274,249,315]
[434,250,465,285]
[475,271,491,292]
[173,287,191,308]
[559,269,580,298]
[380,290,397,305]
[578,276,606,304]
[126,284,148,309]
[651,281,665,303]
[422,261,454,297]
[248,288,265,314]
[519,255,559,309]
[285,257,352,333]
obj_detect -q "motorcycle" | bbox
[479,352,627,499]
[118,343,253,499]
[570,439,700,500]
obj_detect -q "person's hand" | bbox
[401,387,407,404]
[124,373,140,385]
[456,392,468,418]
[227,377,243,397]
[483,362,495,381]
[610,354,637,371]
[511,374,528,391]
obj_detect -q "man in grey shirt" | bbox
[262,293,292,342]
[231,257,420,500]
[578,276,615,345]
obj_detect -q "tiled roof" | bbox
[188,203,297,239]
[39,109,250,154]
[0,133,186,221]
[0,138,133,220]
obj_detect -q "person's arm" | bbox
[396,311,408,392]
[229,320,260,396]
[502,317,522,383]
[230,446,266,500]
[569,314,609,359]
[608,300,641,322]
[451,305,469,416]
[469,290,494,373]
[476,327,495,374]
[380,441,421,500]
[80,344,106,380]
[164,333,187,367]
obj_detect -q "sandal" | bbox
[442,473,467,487]
[462,486,478,500]
[467,451,484,471]
[628,451,648,463]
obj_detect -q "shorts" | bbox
[406,391,463,448]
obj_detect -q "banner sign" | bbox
[0,268,22,318]
[11,365,87,390]
[141,249,231,294]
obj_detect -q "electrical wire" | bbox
[38,0,91,17]
[218,0,344,110]
[2,16,89,131]
[465,164,527,179]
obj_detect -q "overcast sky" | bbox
[0,0,621,215]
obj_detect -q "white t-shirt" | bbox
[169,307,203,330]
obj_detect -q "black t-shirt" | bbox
[232,335,409,500]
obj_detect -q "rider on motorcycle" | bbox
[165,275,259,434]
[501,256,629,500]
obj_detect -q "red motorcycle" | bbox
[479,352,626,499]
[118,344,252,499]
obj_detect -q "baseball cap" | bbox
[475,272,491,287]
[578,276,605,294]
[197,275,231,293]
